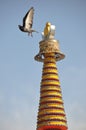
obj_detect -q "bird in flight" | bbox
[18,7,38,37]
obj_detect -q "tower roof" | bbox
[34,39,65,62]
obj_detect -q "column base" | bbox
[37,125,68,130]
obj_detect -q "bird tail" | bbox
[32,30,39,33]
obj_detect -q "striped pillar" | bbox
[35,39,68,130]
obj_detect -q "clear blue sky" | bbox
[0,0,86,130]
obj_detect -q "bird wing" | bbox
[23,7,34,30]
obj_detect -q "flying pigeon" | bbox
[18,7,38,37]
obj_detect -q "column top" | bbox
[34,22,65,62]
[34,39,65,62]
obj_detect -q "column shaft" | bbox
[37,53,68,130]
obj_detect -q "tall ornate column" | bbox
[34,23,68,130]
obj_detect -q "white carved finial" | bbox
[42,23,56,40]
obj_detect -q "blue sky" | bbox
[0,0,86,130]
